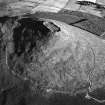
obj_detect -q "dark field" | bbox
[35,10,105,36]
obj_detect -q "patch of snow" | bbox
[77,0,96,3]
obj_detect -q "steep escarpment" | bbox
[0,16,61,105]
[6,16,61,94]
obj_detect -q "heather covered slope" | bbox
[1,1,105,104]
[1,14,105,105]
